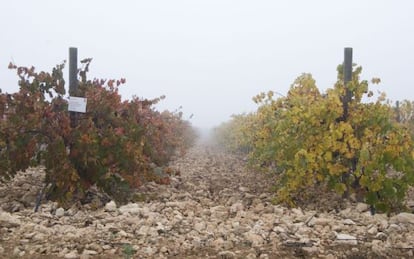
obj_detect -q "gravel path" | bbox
[1,143,414,258]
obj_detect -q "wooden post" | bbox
[69,47,78,96]
[344,48,353,85]
[342,47,353,120]
[396,101,401,123]
[340,48,353,199]
[69,47,79,127]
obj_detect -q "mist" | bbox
[1,0,413,130]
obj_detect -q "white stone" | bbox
[82,249,98,255]
[310,217,331,226]
[390,212,414,225]
[302,246,319,255]
[194,221,206,232]
[336,233,358,245]
[0,211,21,227]
[212,237,225,249]
[273,226,286,233]
[355,203,369,213]
[371,240,387,256]
[0,245,4,254]
[230,202,244,214]
[291,208,303,215]
[144,246,156,256]
[231,221,240,229]
[244,231,265,247]
[210,205,228,219]
[55,207,65,217]
[13,247,21,256]
[343,219,355,225]
[136,225,149,236]
[239,186,249,192]
[387,224,401,233]
[119,203,141,215]
[64,250,79,259]
[367,226,378,235]
[118,230,129,237]
[102,245,112,250]
[155,223,166,234]
[218,251,236,258]
[104,201,117,212]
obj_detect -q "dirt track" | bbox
[1,143,414,258]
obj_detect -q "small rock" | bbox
[244,231,264,247]
[0,211,21,227]
[367,226,378,235]
[230,202,244,214]
[104,201,117,212]
[13,247,21,256]
[231,221,240,229]
[246,252,257,259]
[273,206,284,215]
[343,219,355,225]
[302,246,319,255]
[375,232,387,241]
[351,247,359,253]
[144,246,156,256]
[160,246,168,253]
[156,223,166,234]
[218,250,236,259]
[86,243,103,253]
[194,221,206,232]
[55,207,65,217]
[371,240,386,257]
[212,238,225,249]
[0,245,4,254]
[239,187,249,192]
[291,208,303,215]
[136,225,149,236]
[21,193,36,206]
[23,232,36,239]
[390,212,414,225]
[118,230,129,237]
[102,245,112,250]
[336,233,358,245]
[119,203,141,215]
[309,217,331,226]
[33,233,46,242]
[82,249,98,255]
[253,203,265,214]
[64,250,79,259]
[210,205,228,219]
[273,226,286,233]
[355,203,369,213]
[387,224,401,233]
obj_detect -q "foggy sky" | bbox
[1,0,413,129]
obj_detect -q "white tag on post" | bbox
[68,96,87,113]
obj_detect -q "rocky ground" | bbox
[1,143,414,258]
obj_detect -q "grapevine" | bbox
[214,65,414,212]
[0,59,197,207]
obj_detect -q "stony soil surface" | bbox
[1,143,414,258]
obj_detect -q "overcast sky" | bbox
[1,1,413,129]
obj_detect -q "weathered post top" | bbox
[69,47,78,96]
[341,47,353,121]
[344,47,353,85]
